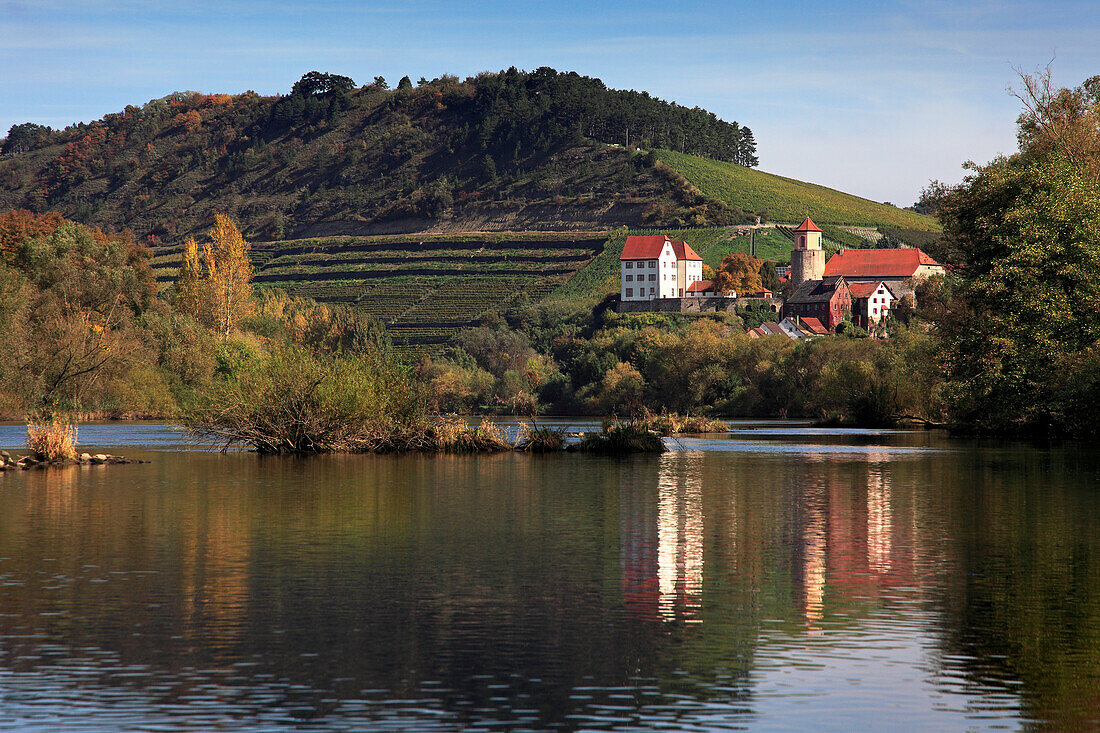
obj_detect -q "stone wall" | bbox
[615,297,783,314]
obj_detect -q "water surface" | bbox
[1,423,1098,730]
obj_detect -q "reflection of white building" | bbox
[657,452,705,622]
[619,452,706,623]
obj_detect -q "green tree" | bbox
[938,151,1100,433]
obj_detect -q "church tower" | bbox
[790,217,825,287]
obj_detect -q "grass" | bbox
[655,149,940,231]
[574,420,666,454]
[26,417,78,461]
[641,412,727,435]
[514,423,567,452]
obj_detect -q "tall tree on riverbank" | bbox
[174,236,205,318]
[203,215,253,340]
[936,69,1100,435]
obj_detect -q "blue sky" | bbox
[3,0,1098,205]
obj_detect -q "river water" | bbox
[0,423,1098,731]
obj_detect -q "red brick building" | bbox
[783,277,852,331]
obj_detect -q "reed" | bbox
[26,416,78,461]
[514,423,566,452]
[576,420,666,454]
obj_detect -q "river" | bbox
[0,422,1097,730]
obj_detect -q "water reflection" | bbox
[1,434,1099,730]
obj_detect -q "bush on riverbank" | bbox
[183,344,430,454]
[640,411,727,435]
[575,420,666,454]
[25,415,78,461]
[431,416,512,453]
[514,423,567,452]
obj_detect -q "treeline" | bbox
[0,210,388,419]
[0,68,756,242]
[465,67,758,170]
[415,305,942,426]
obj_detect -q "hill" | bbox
[656,149,940,230]
[0,69,761,244]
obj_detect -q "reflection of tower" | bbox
[866,467,893,573]
[801,484,827,628]
[789,217,825,288]
[656,452,704,622]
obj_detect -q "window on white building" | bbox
[626,274,632,282]
[649,261,655,268]
[649,287,655,295]
[649,274,655,281]
[626,288,633,297]
[625,262,632,269]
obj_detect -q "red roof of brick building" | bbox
[794,217,822,233]
[823,249,942,279]
[847,281,882,299]
[687,279,716,292]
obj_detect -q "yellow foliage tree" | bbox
[714,252,763,296]
[174,236,206,319]
[202,215,254,339]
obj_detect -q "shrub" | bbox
[26,416,78,461]
[575,420,665,454]
[184,344,428,454]
[514,422,566,452]
[431,416,511,453]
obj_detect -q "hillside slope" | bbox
[0,69,758,244]
[657,149,939,230]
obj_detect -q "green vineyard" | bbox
[151,232,607,346]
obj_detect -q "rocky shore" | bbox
[0,450,145,471]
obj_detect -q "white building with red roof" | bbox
[619,235,707,301]
[847,281,896,329]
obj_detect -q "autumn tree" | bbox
[174,236,205,319]
[202,214,253,340]
[1012,66,1100,184]
[713,252,763,295]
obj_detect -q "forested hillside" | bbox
[0,68,759,244]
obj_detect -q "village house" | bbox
[822,247,944,304]
[848,281,896,330]
[619,235,708,301]
[783,277,852,331]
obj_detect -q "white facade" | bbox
[676,259,704,297]
[620,240,707,301]
[865,282,895,322]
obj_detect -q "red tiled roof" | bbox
[619,235,702,261]
[620,235,670,260]
[800,317,829,335]
[687,279,715,293]
[847,281,883,299]
[794,217,822,233]
[672,241,702,261]
[823,248,942,278]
